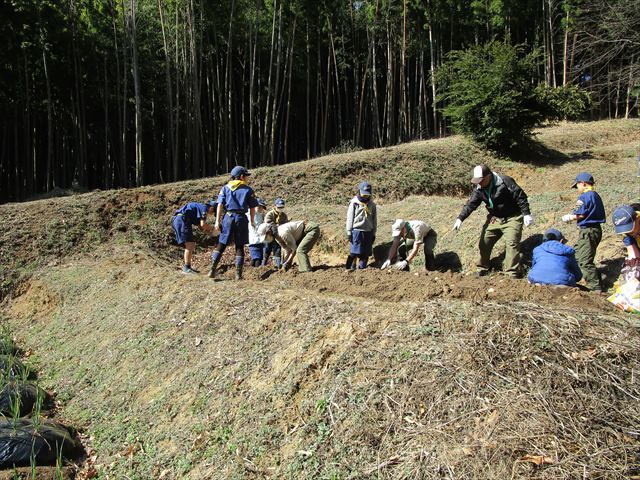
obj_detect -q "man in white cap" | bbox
[452,164,533,277]
[381,219,437,271]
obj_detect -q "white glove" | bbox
[524,215,534,227]
[381,259,391,270]
[561,214,575,223]
[452,219,462,231]
[393,260,408,270]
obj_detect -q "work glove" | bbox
[523,215,534,227]
[381,259,391,270]
[393,260,408,270]
[346,231,352,240]
[561,214,575,223]
[452,219,462,231]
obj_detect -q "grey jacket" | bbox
[346,197,377,235]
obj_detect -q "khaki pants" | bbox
[296,222,320,272]
[574,225,602,290]
[477,214,523,276]
[398,230,438,270]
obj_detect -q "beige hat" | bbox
[391,219,406,237]
[257,223,276,243]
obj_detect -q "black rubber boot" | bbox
[208,258,220,279]
[235,263,243,280]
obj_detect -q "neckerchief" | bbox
[354,196,370,217]
[483,177,495,209]
[272,208,281,224]
[227,180,248,191]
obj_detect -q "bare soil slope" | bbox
[1,119,639,479]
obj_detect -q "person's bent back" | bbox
[528,229,582,287]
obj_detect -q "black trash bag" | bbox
[0,418,83,469]
[0,355,33,382]
[0,383,49,417]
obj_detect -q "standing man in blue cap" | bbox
[452,165,534,277]
[345,181,377,270]
[561,172,606,292]
[208,166,258,280]
[612,204,640,260]
[172,200,217,274]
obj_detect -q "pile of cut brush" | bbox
[276,299,640,479]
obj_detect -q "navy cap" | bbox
[256,197,267,208]
[572,172,594,188]
[358,182,372,196]
[274,197,285,208]
[230,165,250,178]
[543,228,564,242]
[612,205,637,234]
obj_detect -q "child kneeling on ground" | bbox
[528,228,582,287]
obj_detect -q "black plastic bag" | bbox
[0,418,82,468]
[0,355,33,381]
[0,383,49,418]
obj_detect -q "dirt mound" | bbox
[200,265,609,313]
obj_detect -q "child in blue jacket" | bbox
[528,228,582,287]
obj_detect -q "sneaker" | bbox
[473,270,489,278]
[182,266,198,275]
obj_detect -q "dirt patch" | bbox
[8,280,60,322]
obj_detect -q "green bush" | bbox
[437,41,544,150]
[535,84,592,120]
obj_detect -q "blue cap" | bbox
[572,172,594,188]
[612,205,637,234]
[230,165,250,178]
[206,200,217,208]
[256,197,267,207]
[274,197,285,208]
[358,182,372,196]
[543,228,564,242]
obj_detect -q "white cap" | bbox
[257,223,275,243]
[391,219,406,237]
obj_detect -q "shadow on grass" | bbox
[435,251,462,272]
[600,257,625,291]
[509,138,586,167]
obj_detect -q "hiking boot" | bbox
[235,264,243,280]
[182,266,198,275]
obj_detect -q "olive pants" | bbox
[398,230,438,270]
[574,225,602,290]
[477,214,523,276]
[296,222,321,272]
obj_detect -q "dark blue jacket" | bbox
[527,240,582,287]
[573,190,606,228]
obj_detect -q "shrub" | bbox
[535,84,592,120]
[437,41,544,150]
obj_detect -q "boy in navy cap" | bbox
[561,172,606,291]
[262,197,288,269]
[345,182,377,270]
[247,198,267,267]
[612,204,640,260]
[209,166,258,280]
[527,228,582,287]
[172,200,217,274]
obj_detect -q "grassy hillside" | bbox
[1,119,640,479]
